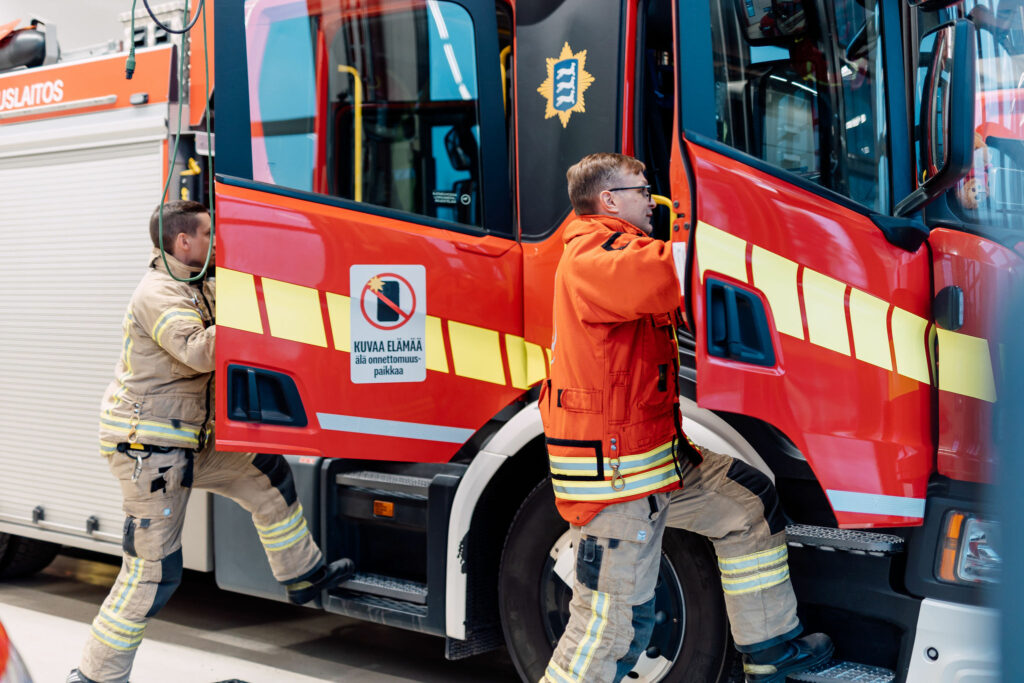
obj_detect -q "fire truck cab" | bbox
[1,0,1019,681]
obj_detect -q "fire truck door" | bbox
[214,0,523,463]
[675,0,935,528]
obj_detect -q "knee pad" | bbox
[725,459,785,535]
[252,454,298,506]
[145,549,183,617]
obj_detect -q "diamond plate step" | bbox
[338,572,428,604]
[789,660,895,682]
[785,524,904,556]
[335,470,432,499]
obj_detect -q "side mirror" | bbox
[895,19,978,217]
[734,0,810,46]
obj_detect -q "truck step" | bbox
[335,470,432,499]
[785,524,904,556]
[789,660,894,682]
[338,572,428,604]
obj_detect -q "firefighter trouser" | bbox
[663,449,800,651]
[79,444,323,683]
[544,450,800,683]
[544,493,670,683]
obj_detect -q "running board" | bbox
[785,524,904,556]
[790,660,895,682]
[338,571,428,604]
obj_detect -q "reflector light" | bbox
[373,500,395,517]
[936,510,1000,585]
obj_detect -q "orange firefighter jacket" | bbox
[540,214,701,525]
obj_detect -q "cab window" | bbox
[245,0,489,229]
[708,0,891,213]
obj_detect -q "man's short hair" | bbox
[149,200,209,251]
[566,153,646,215]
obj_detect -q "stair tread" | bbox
[338,572,428,604]
[789,659,895,682]
[785,524,904,555]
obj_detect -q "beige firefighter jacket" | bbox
[99,249,215,453]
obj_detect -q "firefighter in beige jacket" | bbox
[71,201,354,683]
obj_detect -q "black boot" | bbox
[285,558,355,605]
[742,633,833,683]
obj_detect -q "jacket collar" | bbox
[150,248,204,281]
[564,214,647,244]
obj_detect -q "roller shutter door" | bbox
[0,137,166,553]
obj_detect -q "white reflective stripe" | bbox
[317,412,474,444]
[826,490,926,518]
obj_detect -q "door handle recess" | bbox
[706,279,776,367]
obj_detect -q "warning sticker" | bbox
[350,265,426,383]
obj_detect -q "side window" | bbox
[245,1,487,229]
[708,0,890,212]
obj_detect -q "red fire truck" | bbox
[1,0,1019,681]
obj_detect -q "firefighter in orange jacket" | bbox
[540,153,831,683]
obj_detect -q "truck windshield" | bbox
[919,1,1024,239]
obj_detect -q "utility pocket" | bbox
[637,321,677,410]
[557,387,602,413]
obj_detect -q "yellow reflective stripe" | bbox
[552,462,679,501]
[100,441,118,455]
[90,622,144,651]
[100,416,199,443]
[936,329,997,402]
[325,292,351,352]
[254,506,304,536]
[504,334,545,389]
[426,315,449,373]
[113,557,145,613]
[718,545,788,574]
[448,321,505,384]
[721,565,790,595]
[697,221,748,283]
[545,660,576,683]
[217,267,264,334]
[802,269,850,355]
[97,609,145,638]
[751,246,803,339]
[262,277,327,347]
[151,308,203,347]
[849,288,893,371]
[568,590,610,679]
[891,307,931,384]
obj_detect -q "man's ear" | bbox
[598,189,620,215]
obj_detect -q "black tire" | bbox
[498,478,739,682]
[0,532,60,579]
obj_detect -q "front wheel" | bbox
[498,479,739,682]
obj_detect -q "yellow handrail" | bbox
[651,193,677,225]
[499,45,512,114]
[337,65,364,202]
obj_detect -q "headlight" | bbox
[0,622,33,683]
[936,511,1001,585]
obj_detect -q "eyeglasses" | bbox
[607,184,652,199]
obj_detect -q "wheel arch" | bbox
[445,401,549,639]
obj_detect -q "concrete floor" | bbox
[0,552,520,682]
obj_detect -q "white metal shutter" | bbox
[0,139,163,554]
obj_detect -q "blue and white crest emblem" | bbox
[537,42,595,128]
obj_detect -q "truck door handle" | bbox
[454,235,515,257]
[706,279,776,367]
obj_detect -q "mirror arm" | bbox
[895,19,978,218]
